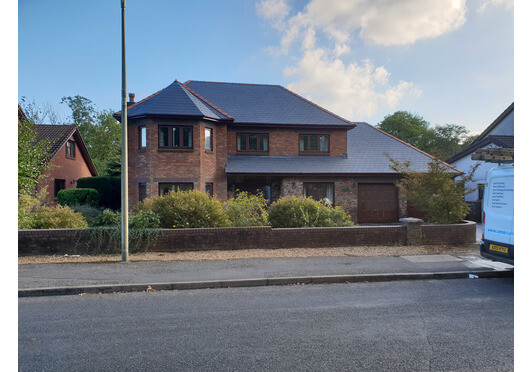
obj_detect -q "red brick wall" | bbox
[227,127,348,156]
[18,221,476,256]
[127,118,227,204]
[37,135,94,205]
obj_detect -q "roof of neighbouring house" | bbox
[115,80,354,128]
[469,102,514,146]
[33,124,98,176]
[226,122,460,175]
[446,135,514,164]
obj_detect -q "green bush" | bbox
[268,196,354,228]
[18,193,41,230]
[30,205,88,229]
[68,204,104,227]
[129,210,160,229]
[94,208,121,226]
[223,191,269,227]
[389,157,478,224]
[146,190,229,228]
[57,188,100,207]
[77,176,121,209]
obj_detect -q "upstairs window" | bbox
[65,140,75,158]
[139,126,147,149]
[159,126,193,149]
[299,134,329,154]
[205,128,213,150]
[237,133,268,152]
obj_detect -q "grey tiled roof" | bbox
[123,81,231,120]
[226,123,458,175]
[184,81,353,127]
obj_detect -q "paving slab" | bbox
[19,254,512,294]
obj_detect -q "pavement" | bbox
[19,244,513,297]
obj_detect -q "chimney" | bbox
[127,93,135,106]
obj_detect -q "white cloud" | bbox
[257,0,469,120]
[284,49,421,119]
[256,0,291,30]
[270,0,467,48]
[477,0,514,12]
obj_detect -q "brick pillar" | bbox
[399,217,424,245]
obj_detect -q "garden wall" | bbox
[18,221,476,256]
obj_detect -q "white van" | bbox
[480,164,514,264]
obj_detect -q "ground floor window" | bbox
[139,183,147,202]
[54,179,66,198]
[303,182,334,205]
[205,183,213,197]
[159,183,193,196]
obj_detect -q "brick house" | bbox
[115,80,459,223]
[34,124,98,204]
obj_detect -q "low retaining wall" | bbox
[18,221,477,256]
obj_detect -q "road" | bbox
[19,278,513,371]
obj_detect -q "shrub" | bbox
[18,194,41,230]
[94,208,121,226]
[147,190,229,228]
[389,156,478,224]
[57,188,100,207]
[30,205,88,229]
[223,191,269,227]
[129,210,160,229]
[268,196,354,228]
[68,204,104,227]
[77,176,121,209]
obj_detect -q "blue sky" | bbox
[17,0,514,135]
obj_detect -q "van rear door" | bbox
[481,165,514,264]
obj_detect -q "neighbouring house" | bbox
[114,80,460,223]
[447,102,514,205]
[19,107,98,204]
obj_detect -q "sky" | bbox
[17,0,514,135]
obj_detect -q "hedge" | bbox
[57,188,100,207]
[77,176,121,210]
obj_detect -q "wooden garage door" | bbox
[358,183,399,223]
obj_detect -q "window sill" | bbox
[158,148,194,153]
[298,153,330,156]
[235,152,270,155]
[205,149,214,154]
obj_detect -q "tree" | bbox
[377,111,432,151]
[18,115,51,195]
[388,156,478,224]
[19,96,65,125]
[61,96,121,176]
[378,111,477,160]
[427,124,478,160]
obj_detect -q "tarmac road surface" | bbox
[19,278,513,372]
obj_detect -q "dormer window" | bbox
[65,140,75,158]
[237,133,268,152]
[299,134,329,154]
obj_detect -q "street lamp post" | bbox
[120,0,129,262]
